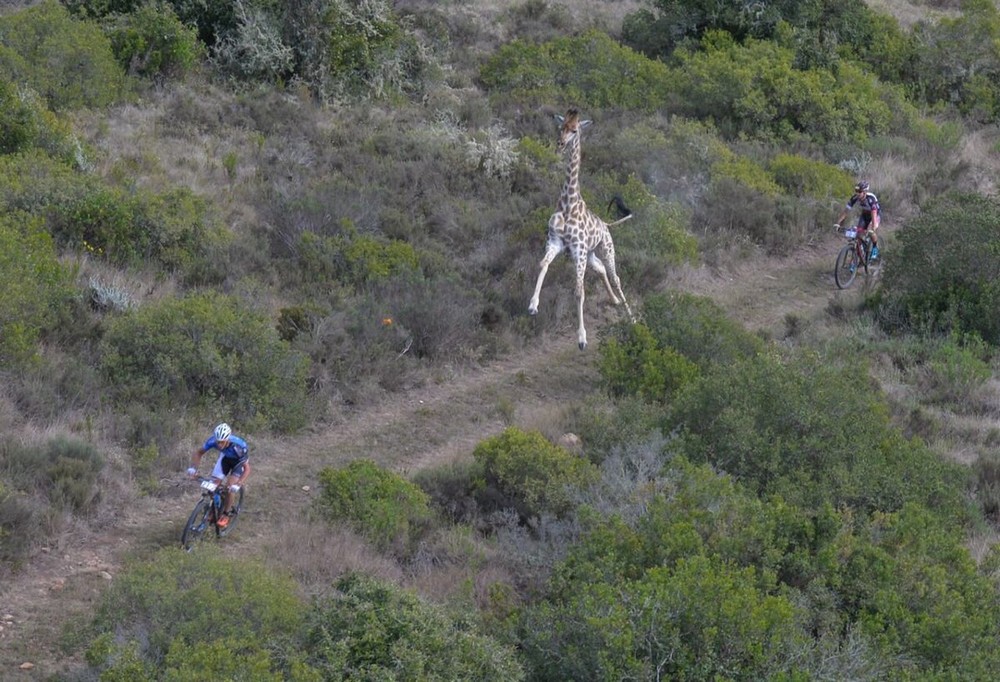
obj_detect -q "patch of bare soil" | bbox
[0,229,859,678]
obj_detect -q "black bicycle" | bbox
[181,476,244,550]
[834,224,878,289]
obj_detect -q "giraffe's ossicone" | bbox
[527,108,634,350]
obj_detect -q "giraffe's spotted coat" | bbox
[528,109,634,350]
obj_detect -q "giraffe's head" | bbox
[555,108,591,155]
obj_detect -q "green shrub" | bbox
[667,350,972,521]
[99,292,310,431]
[315,459,433,552]
[662,31,895,143]
[47,184,215,269]
[520,553,806,681]
[472,427,598,519]
[878,192,1000,344]
[639,291,764,370]
[306,572,524,680]
[479,29,672,111]
[598,323,700,403]
[0,1,125,110]
[0,79,78,161]
[0,436,102,513]
[918,335,992,407]
[297,228,420,290]
[103,1,204,80]
[85,549,308,678]
[282,0,430,101]
[909,0,1000,121]
[0,212,73,367]
[769,153,854,200]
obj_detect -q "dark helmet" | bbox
[855,181,869,192]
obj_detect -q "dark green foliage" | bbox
[598,323,700,403]
[0,150,217,270]
[521,554,806,681]
[84,549,310,678]
[0,211,73,367]
[878,192,1000,344]
[305,572,525,680]
[638,291,764,371]
[103,1,204,80]
[296,227,420,290]
[909,0,1000,121]
[769,153,854,200]
[478,29,672,111]
[472,427,598,520]
[666,350,972,521]
[525,455,1000,678]
[662,31,905,143]
[0,1,125,110]
[316,459,433,552]
[622,0,914,86]
[99,292,310,431]
[0,78,78,160]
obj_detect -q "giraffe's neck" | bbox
[558,135,583,215]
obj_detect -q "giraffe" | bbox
[528,108,634,350]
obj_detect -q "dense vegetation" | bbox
[3,0,1000,678]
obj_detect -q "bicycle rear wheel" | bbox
[834,244,858,289]
[181,498,213,550]
[217,487,244,537]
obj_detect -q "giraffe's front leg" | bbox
[528,239,564,316]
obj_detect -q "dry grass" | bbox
[262,518,404,596]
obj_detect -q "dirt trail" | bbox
[0,232,858,678]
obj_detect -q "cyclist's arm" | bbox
[188,444,210,475]
[231,460,250,487]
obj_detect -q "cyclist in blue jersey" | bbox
[835,181,881,261]
[187,422,250,529]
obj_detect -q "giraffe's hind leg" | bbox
[601,248,635,323]
[588,252,620,305]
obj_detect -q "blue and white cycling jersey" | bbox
[202,434,249,464]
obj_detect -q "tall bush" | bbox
[305,572,524,680]
[0,0,125,110]
[0,212,73,367]
[472,427,598,520]
[99,292,310,431]
[479,29,672,111]
[316,459,432,552]
[103,1,204,80]
[878,192,1000,344]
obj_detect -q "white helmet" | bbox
[214,423,232,441]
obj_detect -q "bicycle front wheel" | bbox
[181,498,213,550]
[217,487,245,537]
[835,244,858,289]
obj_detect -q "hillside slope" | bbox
[0,228,859,677]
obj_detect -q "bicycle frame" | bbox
[834,226,873,289]
[181,476,243,549]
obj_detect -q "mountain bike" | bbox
[181,476,244,550]
[834,224,878,289]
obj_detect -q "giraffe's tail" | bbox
[607,214,634,227]
[606,195,633,227]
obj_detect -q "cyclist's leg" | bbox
[221,459,245,514]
